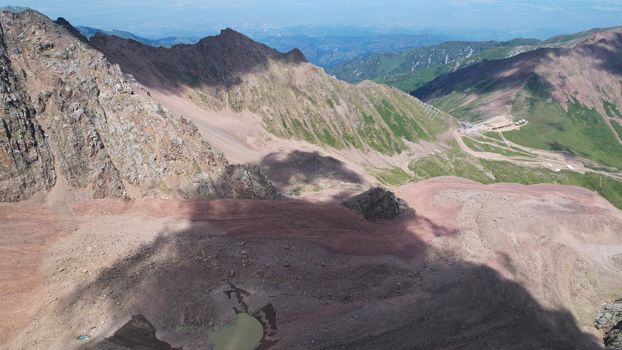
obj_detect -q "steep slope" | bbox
[89,30,448,157]
[0,10,275,201]
[329,39,540,91]
[0,24,55,201]
[413,28,622,170]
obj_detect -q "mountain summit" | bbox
[91,28,306,89]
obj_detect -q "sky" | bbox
[3,0,622,40]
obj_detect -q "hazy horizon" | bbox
[2,0,622,40]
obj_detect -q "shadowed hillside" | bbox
[6,188,614,349]
[412,28,622,170]
[89,29,449,156]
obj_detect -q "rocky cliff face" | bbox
[0,22,55,201]
[0,10,276,201]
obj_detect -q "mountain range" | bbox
[0,10,275,202]
[89,29,447,158]
[330,27,619,92]
[73,23,454,67]
[76,26,196,48]
[257,33,450,67]
[413,27,622,171]
[1,7,622,350]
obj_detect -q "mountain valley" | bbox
[1,6,622,350]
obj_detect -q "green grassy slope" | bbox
[613,120,622,140]
[420,75,622,170]
[329,39,540,92]
[402,143,622,209]
[330,27,620,93]
[604,100,622,119]
[504,89,622,169]
[236,71,449,156]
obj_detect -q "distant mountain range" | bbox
[330,27,620,92]
[76,26,196,48]
[76,25,453,67]
[256,33,453,67]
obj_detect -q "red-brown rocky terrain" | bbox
[2,178,622,349]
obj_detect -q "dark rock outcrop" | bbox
[94,314,181,350]
[342,187,410,221]
[596,300,622,349]
[185,164,277,200]
[605,320,622,349]
[596,300,622,330]
[54,17,88,43]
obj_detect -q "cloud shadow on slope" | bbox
[587,32,622,76]
[55,192,601,349]
[259,150,363,191]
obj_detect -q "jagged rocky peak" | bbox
[0,9,276,201]
[54,17,88,43]
[198,27,307,63]
[89,25,307,91]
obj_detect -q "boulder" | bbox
[605,321,622,349]
[94,314,182,350]
[596,301,622,330]
[596,300,622,349]
[342,187,410,221]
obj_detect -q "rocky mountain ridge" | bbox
[0,19,55,201]
[411,27,622,170]
[413,28,622,121]
[0,9,276,201]
[329,39,540,91]
[89,28,448,156]
[330,27,620,93]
